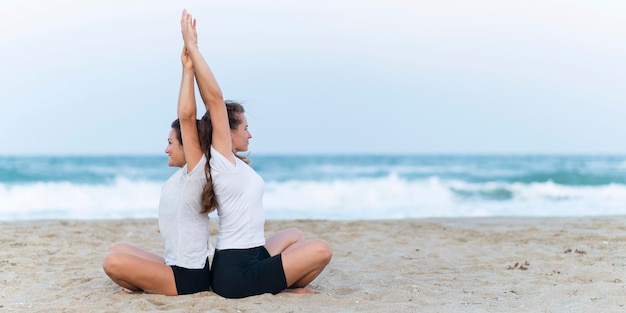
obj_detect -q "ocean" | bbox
[1,154,625,221]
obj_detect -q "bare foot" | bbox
[284,288,316,294]
[116,287,138,295]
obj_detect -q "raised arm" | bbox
[177,45,203,172]
[180,10,234,164]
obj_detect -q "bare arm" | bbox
[180,10,234,164]
[178,45,203,172]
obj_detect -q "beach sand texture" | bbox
[2,217,626,312]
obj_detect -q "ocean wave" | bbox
[2,173,625,221]
[0,176,161,220]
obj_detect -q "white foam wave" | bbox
[0,177,161,220]
[1,175,625,220]
[264,175,626,219]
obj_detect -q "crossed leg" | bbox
[264,228,332,292]
[102,243,177,296]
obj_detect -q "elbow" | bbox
[203,90,224,108]
[177,107,196,121]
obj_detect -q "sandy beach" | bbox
[2,217,626,312]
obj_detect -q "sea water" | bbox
[1,154,625,220]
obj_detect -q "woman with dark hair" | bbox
[181,10,332,299]
[101,37,215,296]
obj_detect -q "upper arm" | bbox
[179,117,203,172]
[209,102,235,164]
[178,70,203,172]
[182,44,234,163]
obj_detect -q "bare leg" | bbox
[264,229,332,292]
[102,243,176,295]
[264,228,305,256]
[280,239,332,289]
[107,243,164,263]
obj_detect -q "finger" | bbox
[182,11,188,24]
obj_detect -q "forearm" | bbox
[177,69,196,121]
[179,9,232,160]
[185,45,224,111]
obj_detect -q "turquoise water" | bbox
[1,155,625,220]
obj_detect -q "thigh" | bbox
[105,252,177,295]
[109,243,164,263]
[279,239,331,287]
[264,228,304,256]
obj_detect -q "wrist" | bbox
[184,42,199,52]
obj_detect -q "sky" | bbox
[1,0,625,155]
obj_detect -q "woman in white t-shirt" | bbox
[102,30,215,295]
[181,10,332,298]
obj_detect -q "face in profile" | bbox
[165,128,186,167]
[231,113,252,153]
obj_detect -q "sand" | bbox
[1,217,626,312]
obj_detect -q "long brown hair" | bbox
[171,100,249,214]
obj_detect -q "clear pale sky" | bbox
[1,0,625,155]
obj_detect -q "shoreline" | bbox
[2,217,626,312]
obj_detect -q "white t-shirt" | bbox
[158,155,212,269]
[210,146,266,250]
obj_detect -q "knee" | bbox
[284,228,304,245]
[313,239,332,264]
[289,228,304,240]
[108,242,130,254]
[102,254,122,277]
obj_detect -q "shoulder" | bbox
[182,154,208,179]
[210,146,238,172]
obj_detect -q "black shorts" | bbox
[170,258,211,295]
[211,246,287,298]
